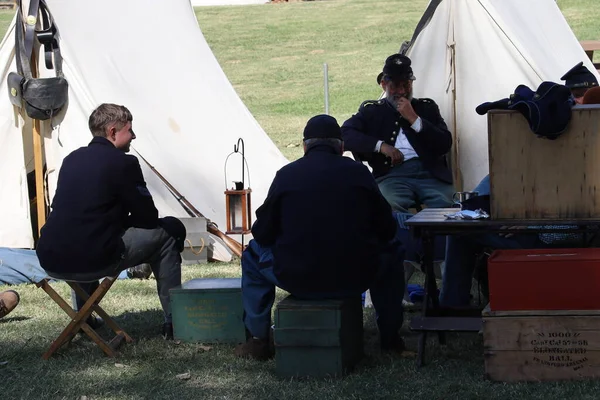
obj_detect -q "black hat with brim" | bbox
[377,54,415,85]
[560,61,599,89]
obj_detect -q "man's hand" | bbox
[380,143,404,165]
[397,97,418,125]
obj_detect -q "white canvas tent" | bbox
[405,0,600,191]
[0,0,288,249]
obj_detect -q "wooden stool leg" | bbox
[37,277,133,359]
[70,280,133,343]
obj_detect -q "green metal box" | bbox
[274,295,364,378]
[170,278,246,343]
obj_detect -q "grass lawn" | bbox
[3,1,600,399]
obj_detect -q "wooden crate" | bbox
[488,107,600,219]
[483,306,600,382]
[274,295,363,378]
[170,278,246,343]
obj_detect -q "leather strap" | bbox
[14,0,63,78]
[23,0,40,59]
[14,6,33,79]
[37,0,62,72]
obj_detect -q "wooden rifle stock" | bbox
[137,154,243,258]
[207,222,243,258]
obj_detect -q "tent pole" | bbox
[31,49,46,235]
[450,44,462,191]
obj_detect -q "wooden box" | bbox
[488,107,600,219]
[170,278,246,343]
[483,306,600,382]
[488,248,600,311]
[274,295,363,378]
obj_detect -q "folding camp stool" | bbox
[36,275,133,359]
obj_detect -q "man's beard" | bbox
[385,89,413,108]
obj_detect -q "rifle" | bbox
[137,153,243,258]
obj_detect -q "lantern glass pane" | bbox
[229,195,243,231]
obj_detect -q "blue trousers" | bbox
[440,233,541,307]
[241,239,405,341]
[376,159,454,212]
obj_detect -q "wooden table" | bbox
[405,208,600,367]
[580,40,600,71]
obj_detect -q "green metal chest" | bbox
[274,295,364,378]
[170,278,246,343]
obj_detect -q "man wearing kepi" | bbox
[235,114,405,360]
[36,103,185,339]
[342,54,454,212]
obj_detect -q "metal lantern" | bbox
[224,138,252,236]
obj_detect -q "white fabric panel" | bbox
[0,20,32,248]
[0,0,287,248]
[408,0,599,190]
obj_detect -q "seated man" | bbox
[36,103,185,339]
[440,175,581,308]
[341,53,454,212]
[561,61,599,104]
[235,115,405,360]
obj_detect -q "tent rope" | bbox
[476,0,543,81]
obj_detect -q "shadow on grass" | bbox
[0,316,31,323]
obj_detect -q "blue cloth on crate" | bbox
[476,82,574,140]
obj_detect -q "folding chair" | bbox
[36,275,133,359]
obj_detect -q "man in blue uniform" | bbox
[342,54,454,212]
[235,115,405,360]
[561,61,599,104]
[36,103,185,339]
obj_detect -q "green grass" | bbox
[195,0,600,161]
[3,1,600,399]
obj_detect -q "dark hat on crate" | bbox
[560,61,599,89]
[582,86,600,104]
[476,82,573,140]
[303,114,342,140]
[376,54,415,85]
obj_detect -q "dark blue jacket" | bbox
[36,136,158,274]
[252,144,397,294]
[341,98,453,183]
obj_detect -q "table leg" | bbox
[416,231,440,366]
[422,233,446,345]
[417,331,427,368]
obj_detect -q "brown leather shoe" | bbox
[234,338,273,361]
[0,290,20,319]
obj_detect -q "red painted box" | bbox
[488,248,600,311]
